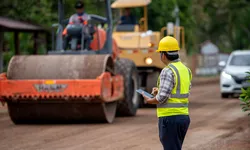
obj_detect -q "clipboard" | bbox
[136,89,154,98]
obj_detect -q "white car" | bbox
[219,50,250,98]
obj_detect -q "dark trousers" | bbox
[63,35,92,50]
[158,115,190,150]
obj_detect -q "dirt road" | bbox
[0,83,249,150]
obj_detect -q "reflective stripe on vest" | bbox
[157,103,189,108]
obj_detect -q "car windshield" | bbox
[229,54,250,66]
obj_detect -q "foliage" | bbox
[192,0,250,52]
[0,0,250,68]
[239,72,250,116]
[0,0,195,56]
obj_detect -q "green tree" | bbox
[1,0,250,62]
[192,0,250,52]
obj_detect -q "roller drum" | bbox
[6,54,117,123]
[7,55,114,79]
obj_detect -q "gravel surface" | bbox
[0,83,249,150]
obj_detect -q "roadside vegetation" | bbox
[240,72,250,116]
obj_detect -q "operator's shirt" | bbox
[68,13,89,25]
[156,59,192,104]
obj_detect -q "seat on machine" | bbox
[115,24,139,32]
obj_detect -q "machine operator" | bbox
[63,1,90,50]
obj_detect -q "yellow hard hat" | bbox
[156,36,180,52]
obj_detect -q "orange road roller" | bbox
[0,0,139,124]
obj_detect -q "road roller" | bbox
[0,0,139,124]
[111,0,187,107]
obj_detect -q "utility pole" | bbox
[173,4,180,44]
[174,5,180,26]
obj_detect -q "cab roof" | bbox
[111,0,151,8]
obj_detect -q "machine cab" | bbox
[111,0,159,50]
[111,0,187,67]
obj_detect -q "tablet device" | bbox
[136,89,154,98]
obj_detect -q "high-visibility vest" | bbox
[156,61,192,117]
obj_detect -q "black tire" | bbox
[146,71,160,92]
[139,71,160,108]
[115,58,139,116]
[221,93,229,98]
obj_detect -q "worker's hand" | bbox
[142,92,158,104]
[142,92,150,104]
[151,87,158,96]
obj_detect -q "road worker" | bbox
[142,36,192,150]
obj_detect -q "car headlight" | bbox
[145,57,153,65]
[221,71,232,80]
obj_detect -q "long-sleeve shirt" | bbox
[63,13,89,36]
[156,67,191,104]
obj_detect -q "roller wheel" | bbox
[7,101,117,124]
[6,54,118,124]
[141,71,161,108]
[146,71,160,92]
[115,58,139,116]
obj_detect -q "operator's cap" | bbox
[75,1,84,9]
